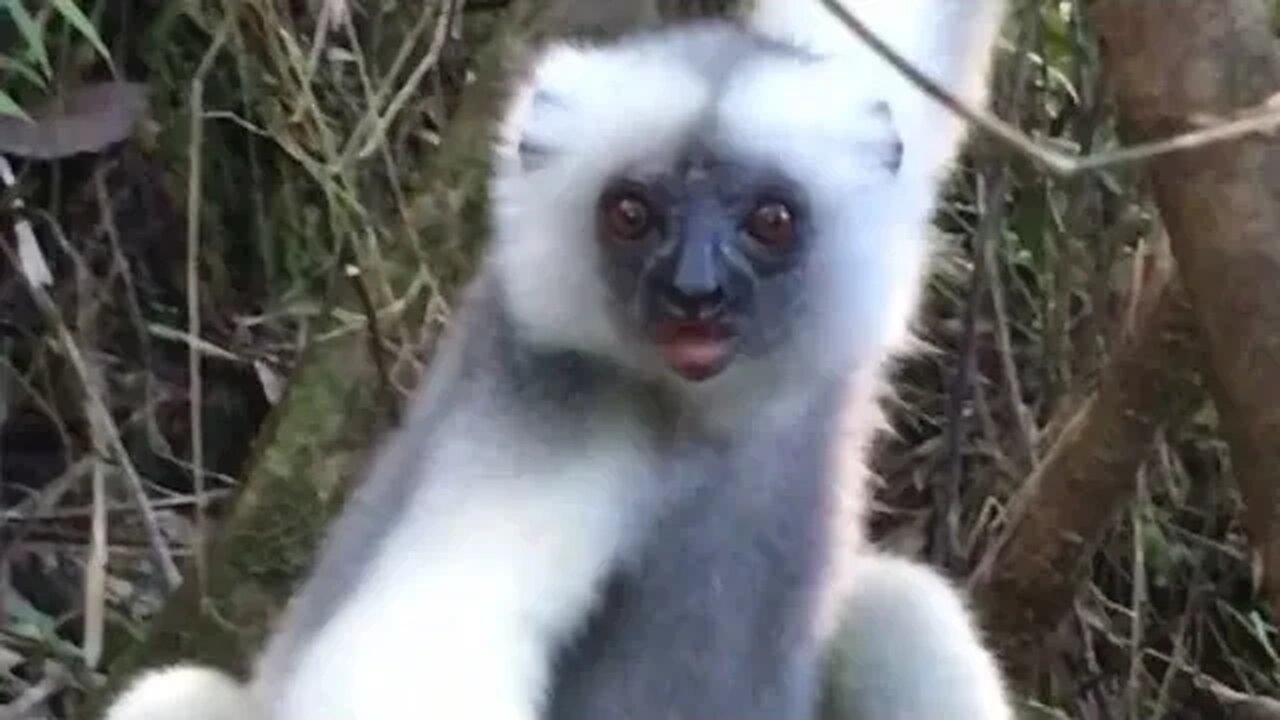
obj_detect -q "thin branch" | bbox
[968,230,1203,675]
[1125,466,1149,720]
[816,0,1280,177]
[345,261,402,424]
[337,0,457,166]
[186,15,233,601]
[0,236,183,590]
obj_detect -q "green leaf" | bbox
[1,0,52,78]
[0,88,32,121]
[4,587,58,644]
[0,55,48,88]
[49,0,117,74]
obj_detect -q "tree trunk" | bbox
[968,233,1203,678]
[1090,0,1280,623]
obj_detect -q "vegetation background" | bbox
[1,1,1279,718]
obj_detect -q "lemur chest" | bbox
[544,422,832,720]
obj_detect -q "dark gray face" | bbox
[595,146,812,382]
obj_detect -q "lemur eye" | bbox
[746,201,796,250]
[602,193,654,241]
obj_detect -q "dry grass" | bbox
[1,1,481,715]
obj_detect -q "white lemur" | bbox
[104,1,1012,718]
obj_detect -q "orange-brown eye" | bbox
[603,193,653,241]
[746,201,796,250]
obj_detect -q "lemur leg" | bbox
[823,554,1013,720]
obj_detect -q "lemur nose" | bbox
[673,235,720,293]
[660,284,727,321]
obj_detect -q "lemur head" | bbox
[491,21,929,395]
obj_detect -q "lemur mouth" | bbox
[653,320,736,382]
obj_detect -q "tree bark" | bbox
[1090,0,1280,623]
[968,233,1203,677]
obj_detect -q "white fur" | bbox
[104,665,262,720]
[749,0,1005,180]
[260,413,657,720]
[492,29,931,406]
[102,2,1011,719]
[103,411,657,720]
[826,554,1013,720]
[492,0,1007,391]
[714,55,926,368]
[744,2,1014,718]
[493,41,712,370]
[744,0,1007,362]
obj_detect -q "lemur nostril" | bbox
[661,285,726,320]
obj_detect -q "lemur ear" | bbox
[496,38,711,179]
[497,43,594,174]
[513,90,570,173]
[865,101,904,175]
[816,95,903,182]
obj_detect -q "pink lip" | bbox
[653,321,735,382]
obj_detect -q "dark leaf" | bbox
[0,81,147,159]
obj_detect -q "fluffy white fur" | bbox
[495,0,1005,399]
[492,30,919,432]
[715,55,919,370]
[110,411,656,720]
[493,41,712,372]
[261,415,657,720]
[750,0,1005,179]
[825,555,1013,720]
[747,0,1008,358]
[753,1,1014,717]
[101,1,1012,718]
[104,666,262,720]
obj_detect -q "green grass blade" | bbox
[0,55,48,88]
[48,0,116,74]
[1,0,52,78]
[0,88,32,121]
